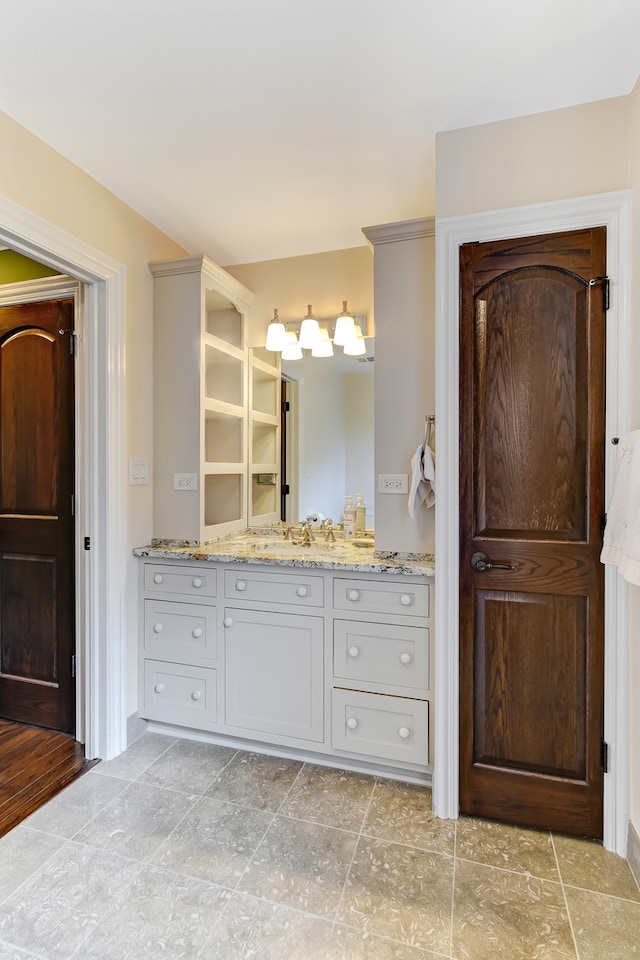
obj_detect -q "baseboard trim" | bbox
[127,712,148,747]
[628,821,640,890]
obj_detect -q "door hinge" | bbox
[71,655,76,678]
[589,276,610,311]
[84,536,91,550]
[71,494,75,517]
[602,740,609,773]
[58,329,77,354]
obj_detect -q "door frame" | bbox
[0,193,127,761]
[434,190,631,855]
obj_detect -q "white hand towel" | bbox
[601,430,640,584]
[408,443,436,518]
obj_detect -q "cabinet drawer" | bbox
[144,563,216,599]
[224,569,323,607]
[143,659,217,729]
[333,620,429,692]
[333,578,429,618]
[144,599,217,664]
[332,688,428,765]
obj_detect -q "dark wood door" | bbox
[459,228,606,839]
[0,298,75,733]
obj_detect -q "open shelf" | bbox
[205,344,244,406]
[205,409,244,464]
[204,473,244,527]
[250,473,279,521]
[205,296,243,349]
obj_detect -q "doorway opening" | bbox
[0,194,127,763]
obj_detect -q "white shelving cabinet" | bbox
[150,256,254,541]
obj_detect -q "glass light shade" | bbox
[298,305,320,349]
[311,328,334,357]
[343,324,366,356]
[333,301,356,346]
[281,334,302,360]
[265,309,287,351]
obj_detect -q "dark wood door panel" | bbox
[0,327,60,514]
[472,589,587,779]
[475,268,587,541]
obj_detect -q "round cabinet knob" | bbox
[348,645,360,658]
[192,627,203,639]
[223,617,234,628]
[398,726,411,739]
[348,589,360,602]
[399,652,413,665]
[191,690,202,701]
[192,577,203,588]
[236,580,247,592]
[346,717,359,730]
[296,585,308,598]
[153,574,163,584]
[400,594,412,606]
[154,683,164,694]
[153,623,163,634]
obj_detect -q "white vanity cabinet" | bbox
[138,557,433,781]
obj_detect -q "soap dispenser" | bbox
[354,493,366,537]
[343,495,355,539]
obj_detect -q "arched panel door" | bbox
[0,298,75,733]
[459,229,606,839]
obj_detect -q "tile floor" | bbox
[0,732,638,959]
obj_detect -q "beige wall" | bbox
[0,109,188,716]
[436,90,639,842]
[436,96,630,219]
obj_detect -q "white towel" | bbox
[408,443,436,518]
[601,430,640,584]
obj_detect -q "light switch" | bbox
[129,458,149,485]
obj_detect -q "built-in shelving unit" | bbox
[248,346,281,525]
[150,255,254,541]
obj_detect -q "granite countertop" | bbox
[133,527,435,577]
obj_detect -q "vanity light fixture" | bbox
[298,305,321,349]
[311,327,334,357]
[332,301,356,346]
[343,323,367,356]
[265,308,287,351]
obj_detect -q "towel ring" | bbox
[424,414,435,449]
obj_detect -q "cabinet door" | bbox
[224,607,324,743]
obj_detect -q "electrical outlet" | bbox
[174,472,197,491]
[378,473,408,494]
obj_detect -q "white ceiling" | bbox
[0,0,639,265]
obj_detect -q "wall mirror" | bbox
[279,338,374,527]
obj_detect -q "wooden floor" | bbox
[0,719,94,838]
